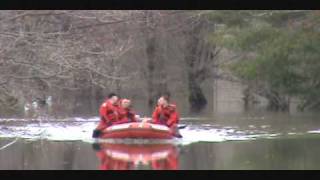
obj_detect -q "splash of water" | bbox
[0,117,318,145]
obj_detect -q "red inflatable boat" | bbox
[100,122,175,139]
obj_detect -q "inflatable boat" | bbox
[100,122,176,139]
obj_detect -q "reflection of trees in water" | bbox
[3,138,320,169]
[23,141,35,169]
[179,143,217,170]
[62,143,76,170]
[183,139,320,170]
[183,145,198,169]
[263,139,315,169]
[0,140,97,169]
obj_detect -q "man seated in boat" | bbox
[113,98,138,125]
[92,93,120,138]
[151,94,182,138]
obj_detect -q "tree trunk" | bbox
[264,91,289,111]
[243,85,256,111]
[146,30,156,112]
[144,11,169,113]
[188,74,207,114]
[184,20,214,114]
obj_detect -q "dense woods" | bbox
[0,10,319,118]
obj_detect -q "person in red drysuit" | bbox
[152,93,182,138]
[92,93,120,138]
[115,99,137,125]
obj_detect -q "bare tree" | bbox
[180,12,221,114]
[0,10,136,118]
[0,10,227,118]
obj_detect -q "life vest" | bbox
[97,99,119,129]
[152,104,179,127]
[117,107,136,123]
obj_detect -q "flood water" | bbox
[1,112,320,170]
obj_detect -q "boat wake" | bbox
[0,117,319,145]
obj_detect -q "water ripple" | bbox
[0,118,320,145]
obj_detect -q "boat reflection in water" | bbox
[92,142,179,170]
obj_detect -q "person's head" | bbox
[162,92,170,101]
[107,93,119,105]
[158,96,169,107]
[121,99,131,108]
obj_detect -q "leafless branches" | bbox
[0,10,226,117]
